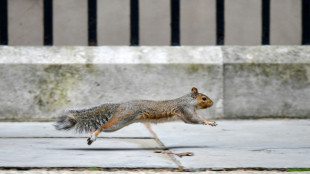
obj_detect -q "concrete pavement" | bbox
[0,120,309,171]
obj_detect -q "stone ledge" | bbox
[0,46,222,64]
[223,46,310,64]
[0,46,309,119]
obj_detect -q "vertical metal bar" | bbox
[88,0,97,46]
[302,0,310,45]
[130,0,139,46]
[171,0,180,46]
[0,0,8,45]
[44,0,53,45]
[262,0,270,45]
[216,0,224,45]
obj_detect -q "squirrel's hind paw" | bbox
[87,134,97,145]
[87,138,93,145]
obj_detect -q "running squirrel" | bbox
[55,87,217,145]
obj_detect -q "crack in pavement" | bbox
[143,123,185,171]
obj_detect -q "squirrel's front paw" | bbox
[87,134,96,145]
[209,121,217,127]
[203,120,217,127]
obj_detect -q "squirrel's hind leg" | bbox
[87,125,109,145]
[86,116,123,145]
[86,106,139,145]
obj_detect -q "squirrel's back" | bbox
[127,99,181,122]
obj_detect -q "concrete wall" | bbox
[0,46,309,121]
[53,0,88,46]
[270,0,302,45]
[8,0,43,45]
[225,0,261,45]
[7,0,303,46]
[180,0,216,45]
[97,0,130,45]
[223,47,310,118]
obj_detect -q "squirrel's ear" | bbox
[191,87,198,98]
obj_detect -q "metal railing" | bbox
[0,0,309,46]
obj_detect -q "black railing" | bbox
[216,0,224,45]
[171,0,180,46]
[302,0,310,45]
[130,0,139,46]
[88,0,97,46]
[44,0,53,46]
[0,0,8,45]
[262,0,270,45]
[0,0,309,46]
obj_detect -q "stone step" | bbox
[0,46,310,120]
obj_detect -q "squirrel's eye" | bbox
[202,97,207,101]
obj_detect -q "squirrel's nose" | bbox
[208,99,213,107]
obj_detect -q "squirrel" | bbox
[55,87,217,145]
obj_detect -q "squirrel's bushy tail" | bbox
[54,114,77,131]
[54,103,120,133]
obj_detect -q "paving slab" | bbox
[169,148,310,169]
[1,120,310,170]
[0,122,152,138]
[150,120,310,148]
[0,138,177,168]
[150,120,310,169]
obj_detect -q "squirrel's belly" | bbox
[138,112,180,123]
[138,116,180,123]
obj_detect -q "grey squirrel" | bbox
[55,87,217,145]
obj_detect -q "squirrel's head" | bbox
[191,87,213,109]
